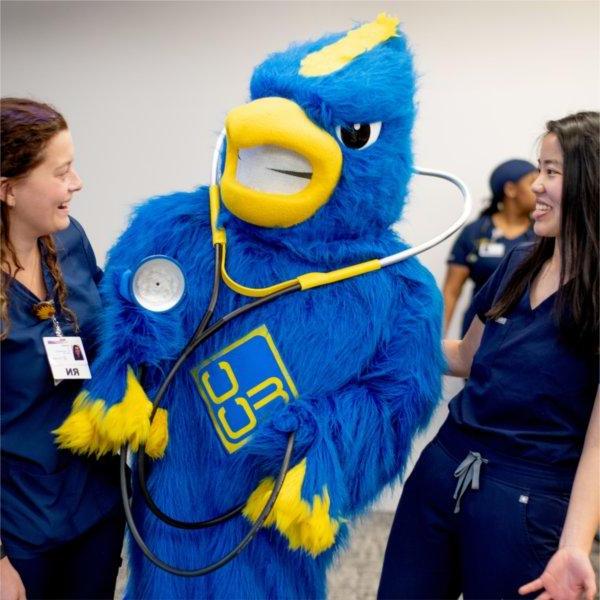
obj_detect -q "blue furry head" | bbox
[221,15,417,246]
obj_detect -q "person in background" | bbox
[0,98,124,600]
[443,159,538,335]
[378,111,599,600]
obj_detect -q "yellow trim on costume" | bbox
[244,459,340,556]
[54,394,110,455]
[54,367,169,458]
[191,325,299,453]
[101,367,152,450]
[145,408,169,459]
[300,13,399,77]
[220,97,342,228]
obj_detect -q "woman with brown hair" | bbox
[379,111,599,599]
[0,98,124,599]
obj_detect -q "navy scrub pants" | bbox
[378,421,572,600]
[8,507,125,600]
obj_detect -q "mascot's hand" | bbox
[53,366,169,458]
[241,402,345,556]
[235,402,318,474]
[243,457,341,557]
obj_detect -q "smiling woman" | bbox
[4,129,82,238]
[0,98,124,600]
[379,111,599,600]
[531,133,564,238]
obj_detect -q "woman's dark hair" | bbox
[479,191,504,218]
[487,111,599,351]
[1,98,77,339]
[479,159,537,217]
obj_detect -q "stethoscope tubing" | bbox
[138,244,242,530]
[121,431,295,577]
[210,131,473,269]
[380,167,471,267]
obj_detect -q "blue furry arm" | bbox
[242,269,444,556]
[55,189,212,457]
[339,273,445,514]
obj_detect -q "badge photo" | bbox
[43,336,92,382]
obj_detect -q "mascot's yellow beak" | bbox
[220,97,342,228]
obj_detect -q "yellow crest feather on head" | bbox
[299,13,399,77]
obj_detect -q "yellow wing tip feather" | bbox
[53,397,110,456]
[243,459,340,556]
[300,13,399,77]
[145,408,169,459]
[53,367,168,458]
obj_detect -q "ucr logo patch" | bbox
[191,325,299,453]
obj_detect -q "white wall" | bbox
[3,0,599,508]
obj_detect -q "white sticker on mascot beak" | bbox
[119,256,186,313]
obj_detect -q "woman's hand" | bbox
[518,546,597,600]
[0,557,26,600]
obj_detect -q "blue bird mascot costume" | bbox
[56,14,445,599]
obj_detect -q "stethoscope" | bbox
[119,129,473,576]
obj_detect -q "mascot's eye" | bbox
[335,122,382,150]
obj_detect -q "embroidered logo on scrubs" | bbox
[191,325,298,454]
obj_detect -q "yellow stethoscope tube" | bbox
[210,130,472,298]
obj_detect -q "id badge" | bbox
[43,336,91,385]
[478,242,506,258]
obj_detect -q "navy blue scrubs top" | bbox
[448,215,536,336]
[1,219,121,559]
[448,244,598,472]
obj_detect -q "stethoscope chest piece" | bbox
[120,255,186,313]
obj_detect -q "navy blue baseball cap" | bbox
[489,159,537,198]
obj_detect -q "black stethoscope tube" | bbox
[134,246,231,530]
[120,431,295,577]
[138,450,245,529]
[121,243,301,574]
[148,243,224,424]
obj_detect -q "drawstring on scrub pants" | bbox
[453,451,489,513]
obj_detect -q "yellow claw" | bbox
[101,369,152,450]
[243,459,340,557]
[54,367,169,458]
[145,408,169,458]
[54,396,108,455]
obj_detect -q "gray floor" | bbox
[326,512,393,600]
[117,513,599,599]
